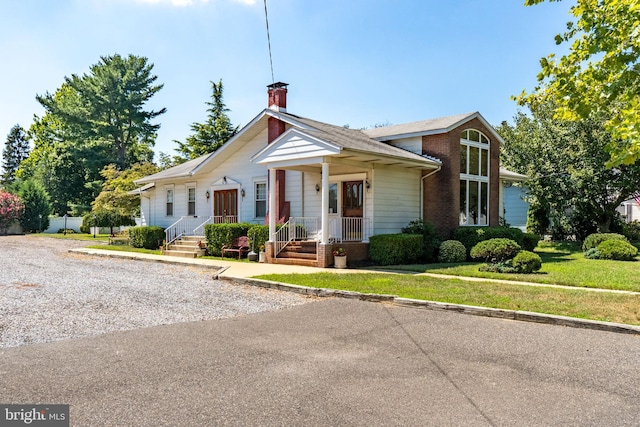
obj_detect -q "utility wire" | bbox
[263,0,275,84]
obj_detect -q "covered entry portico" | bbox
[251,115,441,267]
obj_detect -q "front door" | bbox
[213,189,238,222]
[342,181,363,217]
[342,181,363,240]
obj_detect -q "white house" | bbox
[134,82,510,267]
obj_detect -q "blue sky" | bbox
[0,0,574,161]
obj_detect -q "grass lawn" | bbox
[378,242,640,293]
[256,272,640,326]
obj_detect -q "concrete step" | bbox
[270,257,318,267]
[164,248,206,258]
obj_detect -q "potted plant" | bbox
[258,244,266,263]
[333,247,347,269]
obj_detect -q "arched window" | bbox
[459,129,489,226]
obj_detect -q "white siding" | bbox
[371,166,422,235]
[386,136,422,155]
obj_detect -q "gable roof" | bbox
[263,111,441,166]
[134,152,214,184]
[363,111,505,145]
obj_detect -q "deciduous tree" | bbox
[0,189,24,234]
[519,0,640,166]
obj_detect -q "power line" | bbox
[263,0,275,84]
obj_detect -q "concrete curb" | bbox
[223,276,640,336]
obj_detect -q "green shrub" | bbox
[582,233,627,251]
[247,224,269,252]
[584,248,601,259]
[205,223,249,256]
[402,219,440,262]
[369,234,424,265]
[596,239,638,261]
[623,221,640,241]
[453,226,525,257]
[57,228,75,234]
[470,238,521,263]
[129,226,163,249]
[512,250,542,273]
[438,240,467,263]
[521,233,540,252]
[478,260,518,273]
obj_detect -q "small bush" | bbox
[596,239,638,261]
[129,226,164,249]
[582,233,627,251]
[438,240,467,263]
[478,260,518,273]
[57,228,75,234]
[453,226,526,257]
[470,238,521,263]
[369,234,424,265]
[584,248,601,259]
[512,250,542,273]
[521,233,540,252]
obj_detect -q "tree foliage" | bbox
[17,179,51,233]
[36,54,165,169]
[499,104,640,239]
[92,162,160,218]
[519,0,640,166]
[175,79,238,159]
[0,189,24,234]
[2,124,30,185]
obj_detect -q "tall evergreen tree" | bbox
[2,125,30,185]
[36,54,166,169]
[175,79,238,159]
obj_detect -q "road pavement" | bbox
[2,298,639,426]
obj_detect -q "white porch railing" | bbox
[165,216,213,248]
[273,217,320,257]
[212,215,238,224]
[329,217,371,243]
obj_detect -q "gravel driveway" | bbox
[0,235,311,348]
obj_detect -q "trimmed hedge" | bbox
[597,239,638,261]
[129,226,164,249]
[401,219,441,262]
[512,250,542,273]
[369,234,424,265]
[521,233,541,252]
[438,240,467,263]
[204,222,269,256]
[470,238,521,263]
[582,233,627,251]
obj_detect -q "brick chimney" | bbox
[267,81,288,112]
[266,82,289,223]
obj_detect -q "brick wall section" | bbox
[422,117,501,238]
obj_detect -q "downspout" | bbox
[420,166,441,220]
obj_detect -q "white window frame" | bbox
[187,186,196,216]
[166,188,174,217]
[254,181,267,219]
[460,129,490,226]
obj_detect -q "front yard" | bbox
[257,242,640,326]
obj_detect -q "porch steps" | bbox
[273,241,318,267]
[164,235,206,258]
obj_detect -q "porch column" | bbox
[269,168,277,242]
[321,162,329,244]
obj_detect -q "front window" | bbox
[255,182,267,218]
[460,129,489,225]
[166,189,174,217]
[328,183,338,214]
[187,187,196,216]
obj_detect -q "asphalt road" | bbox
[2,298,639,426]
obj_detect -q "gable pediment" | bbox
[251,128,341,165]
